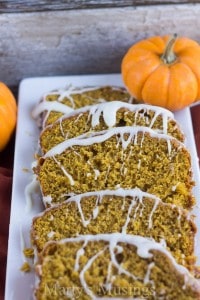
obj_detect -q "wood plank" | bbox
[0,0,200,13]
[1,4,200,88]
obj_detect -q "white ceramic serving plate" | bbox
[5,74,200,300]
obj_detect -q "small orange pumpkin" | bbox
[121,34,200,111]
[0,82,17,151]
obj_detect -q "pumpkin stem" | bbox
[161,33,177,64]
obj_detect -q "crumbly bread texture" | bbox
[31,189,196,271]
[39,101,184,154]
[35,127,194,209]
[34,234,200,300]
[32,86,133,128]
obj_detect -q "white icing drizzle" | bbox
[59,118,65,137]
[160,239,167,248]
[140,132,145,149]
[47,231,55,238]
[74,240,88,271]
[144,262,155,285]
[172,182,180,192]
[74,248,85,271]
[121,194,127,211]
[133,109,139,126]
[52,156,75,186]
[76,200,91,227]
[94,169,100,180]
[93,194,101,219]
[49,215,54,221]
[58,101,174,131]
[149,112,159,128]
[132,201,141,223]
[55,86,104,107]
[148,197,160,229]
[33,86,131,120]
[162,112,168,135]
[121,198,138,234]
[137,159,141,170]
[24,174,40,213]
[48,233,200,299]
[167,139,172,155]
[62,188,161,232]
[105,166,111,183]
[43,195,52,206]
[109,243,138,281]
[104,261,113,291]
[66,193,103,227]
[40,100,179,143]
[92,206,99,219]
[43,126,185,159]
[74,112,84,124]
[177,207,182,229]
[71,147,82,158]
[79,246,108,298]
[32,101,74,119]
[139,201,145,217]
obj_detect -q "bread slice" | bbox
[39,101,184,154]
[34,233,200,300]
[31,188,196,272]
[32,86,133,128]
[35,127,194,209]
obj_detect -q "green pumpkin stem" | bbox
[161,33,177,64]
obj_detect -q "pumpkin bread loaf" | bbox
[32,86,133,128]
[34,233,200,300]
[39,101,184,154]
[31,188,197,272]
[31,85,198,300]
[35,127,194,209]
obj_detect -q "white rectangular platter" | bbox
[5,74,200,300]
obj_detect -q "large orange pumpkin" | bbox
[121,34,200,111]
[0,82,17,151]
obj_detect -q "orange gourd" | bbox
[0,82,17,151]
[121,34,200,111]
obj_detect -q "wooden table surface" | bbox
[1,0,200,90]
[0,1,199,13]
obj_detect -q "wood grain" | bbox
[1,4,200,88]
[0,0,200,13]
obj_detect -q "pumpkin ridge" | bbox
[166,68,171,110]
[178,61,199,100]
[122,50,160,77]
[176,45,200,55]
[123,56,149,78]
[126,59,161,99]
[168,62,198,110]
[141,63,165,100]
[146,36,166,53]
[128,39,164,54]
[124,56,157,81]
[142,40,164,54]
